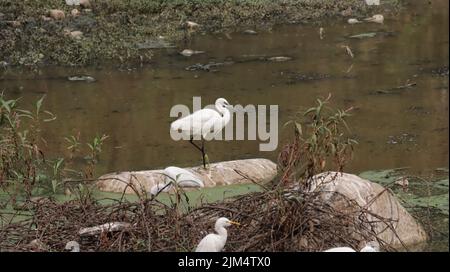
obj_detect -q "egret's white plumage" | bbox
[324,241,380,252]
[171,98,232,140]
[65,241,80,252]
[195,217,240,252]
[150,166,204,195]
[324,247,357,252]
[171,98,233,168]
[360,241,380,252]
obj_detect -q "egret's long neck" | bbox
[215,225,228,238]
[216,104,231,127]
[221,109,231,126]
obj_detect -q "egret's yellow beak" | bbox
[229,221,240,226]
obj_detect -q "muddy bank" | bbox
[0,0,398,67]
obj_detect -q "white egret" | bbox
[171,98,233,168]
[324,241,380,252]
[364,14,384,24]
[65,241,80,252]
[149,166,205,196]
[195,217,240,252]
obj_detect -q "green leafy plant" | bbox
[279,94,357,190]
[1,93,108,206]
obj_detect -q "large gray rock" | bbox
[96,158,277,194]
[310,172,428,249]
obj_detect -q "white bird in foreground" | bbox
[364,14,384,24]
[171,98,234,168]
[149,166,204,196]
[195,217,240,252]
[324,241,380,252]
[65,241,80,252]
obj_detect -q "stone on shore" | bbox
[96,158,277,194]
[309,172,428,249]
[49,9,65,20]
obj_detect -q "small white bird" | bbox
[195,217,240,252]
[171,98,234,168]
[150,166,204,196]
[364,14,384,24]
[347,18,362,24]
[324,241,380,252]
[65,241,80,252]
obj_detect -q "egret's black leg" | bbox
[189,136,206,168]
[201,138,206,169]
[189,136,202,152]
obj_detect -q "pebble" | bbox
[71,9,80,17]
[70,30,83,39]
[186,21,200,29]
[80,0,91,8]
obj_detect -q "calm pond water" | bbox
[0,0,448,250]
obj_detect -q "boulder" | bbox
[310,172,428,249]
[96,158,277,194]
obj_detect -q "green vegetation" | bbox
[0,93,108,208]
[0,0,394,66]
[359,168,449,215]
[279,94,357,190]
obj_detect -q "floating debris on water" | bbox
[370,82,417,95]
[136,39,175,49]
[68,75,96,82]
[347,18,362,24]
[341,45,354,58]
[319,27,324,40]
[386,133,417,145]
[349,32,377,39]
[185,61,234,72]
[430,66,449,77]
[267,56,292,62]
[180,49,205,57]
[243,29,258,35]
[281,71,332,84]
[364,14,384,24]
